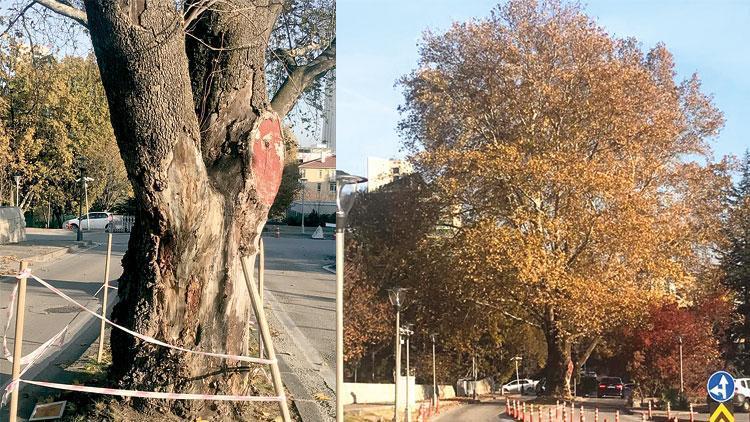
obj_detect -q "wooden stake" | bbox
[97,233,113,363]
[9,261,29,422]
[241,256,291,422]
[258,238,265,359]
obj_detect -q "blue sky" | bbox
[336,0,750,176]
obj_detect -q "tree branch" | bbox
[474,299,542,328]
[0,2,35,38]
[270,38,335,118]
[573,336,600,371]
[35,0,88,27]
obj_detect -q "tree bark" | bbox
[542,307,573,398]
[83,0,286,415]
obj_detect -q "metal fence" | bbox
[109,215,134,233]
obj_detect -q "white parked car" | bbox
[64,212,114,232]
[501,379,538,395]
[735,378,750,412]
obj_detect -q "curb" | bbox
[264,288,335,390]
[263,288,335,422]
[3,240,98,265]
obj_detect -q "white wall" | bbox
[344,378,456,409]
[0,207,25,244]
[456,377,494,397]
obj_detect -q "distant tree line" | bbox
[0,36,131,227]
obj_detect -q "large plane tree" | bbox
[3,0,334,416]
[399,0,729,398]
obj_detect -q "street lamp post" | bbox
[13,175,20,208]
[401,323,414,422]
[76,162,86,241]
[430,333,438,410]
[511,356,522,395]
[334,172,366,422]
[678,335,684,394]
[388,287,408,422]
[82,176,94,231]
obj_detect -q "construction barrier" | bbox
[1,258,291,422]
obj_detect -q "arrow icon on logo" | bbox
[710,375,729,399]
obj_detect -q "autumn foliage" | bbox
[396,0,731,397]
[614,297,732,399]
[344,242,392,365]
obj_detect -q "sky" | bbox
[336,0,750,177]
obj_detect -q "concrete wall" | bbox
[0,207,25,244]
[456,377,495,397]
[343,378,456,409]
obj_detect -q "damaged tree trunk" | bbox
[542,307,574,398]
[81,0,289,415]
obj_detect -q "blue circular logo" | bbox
[707,371,735,403]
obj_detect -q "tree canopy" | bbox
[396,0,731,396]
[0,37,129,222]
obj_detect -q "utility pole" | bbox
[678,335,684,394]
[406,329,411,422]
[472,354,477,400]
[13,175,20,208]
[431,333,438,409]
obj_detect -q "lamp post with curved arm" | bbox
[335,172,367,422]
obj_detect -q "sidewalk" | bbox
[0,228,95,274]
[501,395,749,422]
[344,397,467,421]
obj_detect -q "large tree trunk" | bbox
[542,307,573,398]
[83,0,285,415]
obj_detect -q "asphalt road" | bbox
[433,400,505,421]
[261,232,336,421]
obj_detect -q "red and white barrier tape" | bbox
[18,379,285,402]
[28,273,275,365]
[3,324,68,366]
[3,278,69,366]
[93,283,118,297]
[2,283,18,361]
[1,325,70,406]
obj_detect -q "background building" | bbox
[366,157,413,192]
[289,153,337,218]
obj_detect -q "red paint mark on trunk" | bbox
[252,115,284,206]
